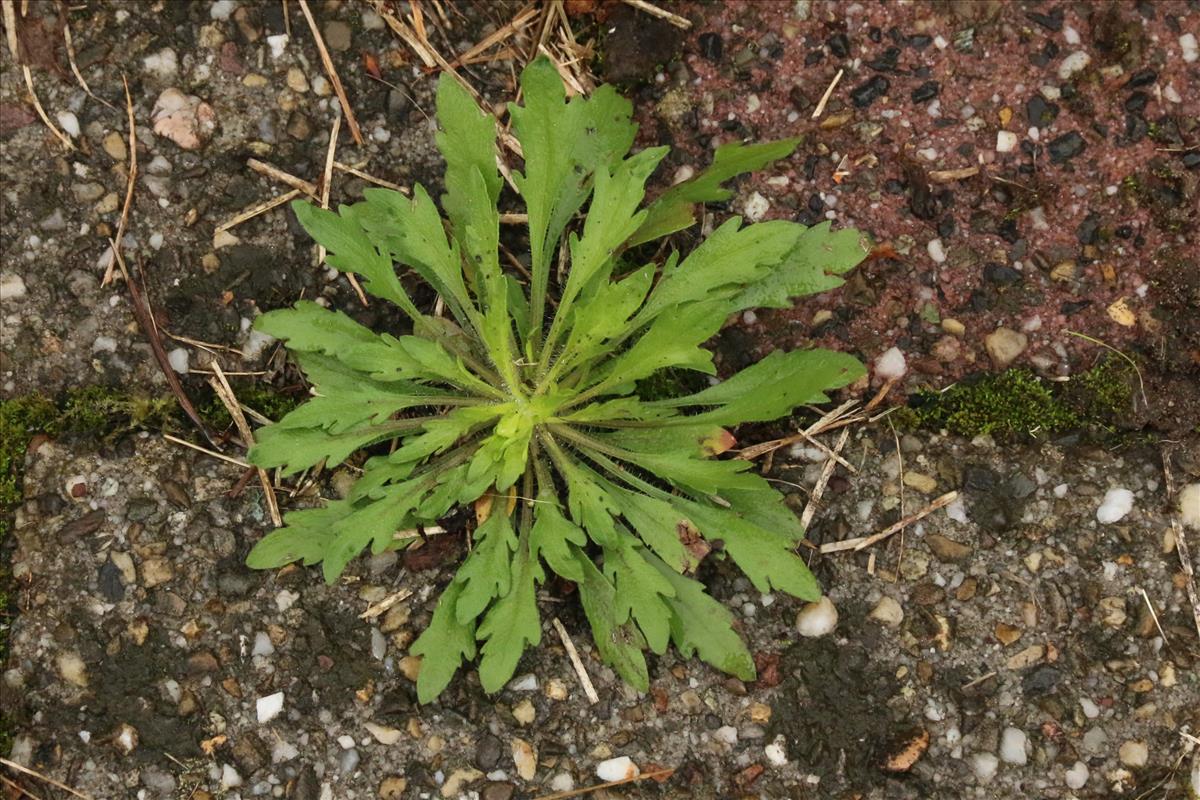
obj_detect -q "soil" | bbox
[1,1,1198,799]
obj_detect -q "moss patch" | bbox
[904,358,1137,439]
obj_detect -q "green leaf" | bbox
[553,450,620,548]
[682,500,821,600]
[245,499,354,569]
[476,540,543,693]
[529,497,587,582]
[412,580,477,703]
[645,551,756,681]
[291,201,419,317]
[510,57,637,340]
[619,449,762,496]
[605,535,675,654]
[717,482,807,543]
[553,264,655,380]
[435,73,503,238]
[655,349,866,426]
[453,511,518,624]
[629,137,801,246]
[608,487,701,573]
[250,418,417,475]
[729,221,869,311]
[634,218,800,326]
[388,405,506,464]
[323,479,426,582]
[573,547,649,691]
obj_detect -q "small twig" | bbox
[500,212,529,225]
[1,773,45,800]
[333,160,409,194]
[215,188,302,233]
[447,2,538,68]
[1139,587,1169,645]
[296,0,363,145]
[811,68,844,120]
[247,158,319,196]
[0,757,93,800]
[552,617,599,705]
[360,588,413,620]
[863,377,897,415]
[927,166,980,183]
[800,428,849,530]
[102,75,138,287]
[2,0,18,60]
[316,113,369,306]
[209,361,282,527]
[119,251,216,446]
[960,671,997,691]
[163,434,250,469]
[22,64,75,150]
[1162,446,1200,643]
[58,1,115,110]
[820,491,960,554]
[533,766,675,800]
[738,399,859,461]
[622,0,691,29]
[1063,329,1148,408]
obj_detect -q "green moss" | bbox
[908,358,1138,439]
[200,383,303,430]
[912,369,1078,437]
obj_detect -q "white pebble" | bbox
[252,632,274,657]
[210,0,238,20]
[0,272,27,300]
[1181,33,1198,63]
[1063,26,1080,45]
[509,674,538,692]
[167,347,190,374]
[672,165,694,185]
[996,130,1019,153]
[1096,488,1134,524]
[713,726,738,745]
[1119,740,1149,767]
[93,336,117,353]
[926,237,946,263]
[256,692,284,723]
[746,94,761,113]
[1054,483,1069,498]
[795,596,838,637]
[1065,760,1089,789]
[1058,51,1091,80]
[765,735,788,766]
[220,764,242,789]
[972,752,999,783]
[275,589,299,611]
[142,47,178,79]
[267,33,289,59]
[874,346,907,380]
[55,111,80,138]
[1179,483,1200,530]
[595,756,638,782]
[743,191,770,222]
[1000,727,1028,765]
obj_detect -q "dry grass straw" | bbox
[297,0,363,145]
[208,361,282,526]
[101,76,137,286]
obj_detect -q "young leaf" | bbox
[646,551,756,681]
[529,497,588,582]
[411,580,477,704]
[605,536,676,654]
[628,137,801,246]
[476,540,543,692]
[322,478,426,582]
[245,500,355,569]
[251,418,420,476]
[291,201,418,317]
[572,547,649,691]
[728,221,869,311]
[453,511,518,624]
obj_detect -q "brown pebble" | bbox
[956,577,978,601]
[994,622,1023,646]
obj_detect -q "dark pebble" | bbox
[984,263,1022,285]
[386,88,411,121]
[58,509,106,543]
[827,32,850,58]
[1025,94,1058,127]
[908,34,932,50]
[98,559,125,601]
[808,193,824,212]
[866,46,901,72]
[789,86,812,111]
[1182,151,1200,170]
[1125,67,1157,88]
[804,50,824,66]
[698,31,723,62]
[126,497,158,522]
[1022,666,1062,695]
[1047,131,1086,163]
[1026,8,1064,32]
[911,80,940,103]
[1124,114,1148,143]
[1076,213,1101,245]
[474,733,504,771]
[868,26,882,44]
[997,218,1020,244]
[292,766,321,800]
[963,465,1001,492]
[1124,91,1149,113]
[884,178,905,194]
[482,783,515,800]
[1114,224,1133,238]
[850,75,890,107]
[1031,40,1059,67]
[1061,300,1091,315]
[937,215,956,238]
